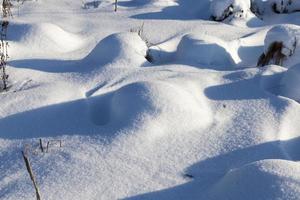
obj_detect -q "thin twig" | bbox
[114,0,117,12]
[39,139,44,153]
[21,151,42,200]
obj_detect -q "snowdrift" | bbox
[9,23,84,54]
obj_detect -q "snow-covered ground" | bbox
[1,0,300,199]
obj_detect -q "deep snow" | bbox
[1,0,300,200]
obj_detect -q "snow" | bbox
[1,0,300,199]
[206,159,300,200]
[280,63,300,102]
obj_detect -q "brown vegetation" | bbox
[257,42,286,67]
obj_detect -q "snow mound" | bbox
[280,63,300,102]
[83,32,148,67]
[264,25,298,56]
[9,23,84,53]
[146,36,183,64]
[147,31,264,67]
[89,81,212,132]
[210,0,251,21]
[207,159,300,200]
[176,33,235,69]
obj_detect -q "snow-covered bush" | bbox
[250,0,265,17]
[258,25,298,66]
[210,0,251,21]
[82,0,101,9]
[272,0,300,14]
[280,63,300,102]
[251,0,300,17]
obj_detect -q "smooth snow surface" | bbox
[1,0,300,200]
[280,64,300,102]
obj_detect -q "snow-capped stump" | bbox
[257,25,298,67]
[176,33,235,69]
[210,0,251,22]
[280,63,300,102]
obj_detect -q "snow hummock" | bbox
[176,33,235,69]
[83,32,148,67]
